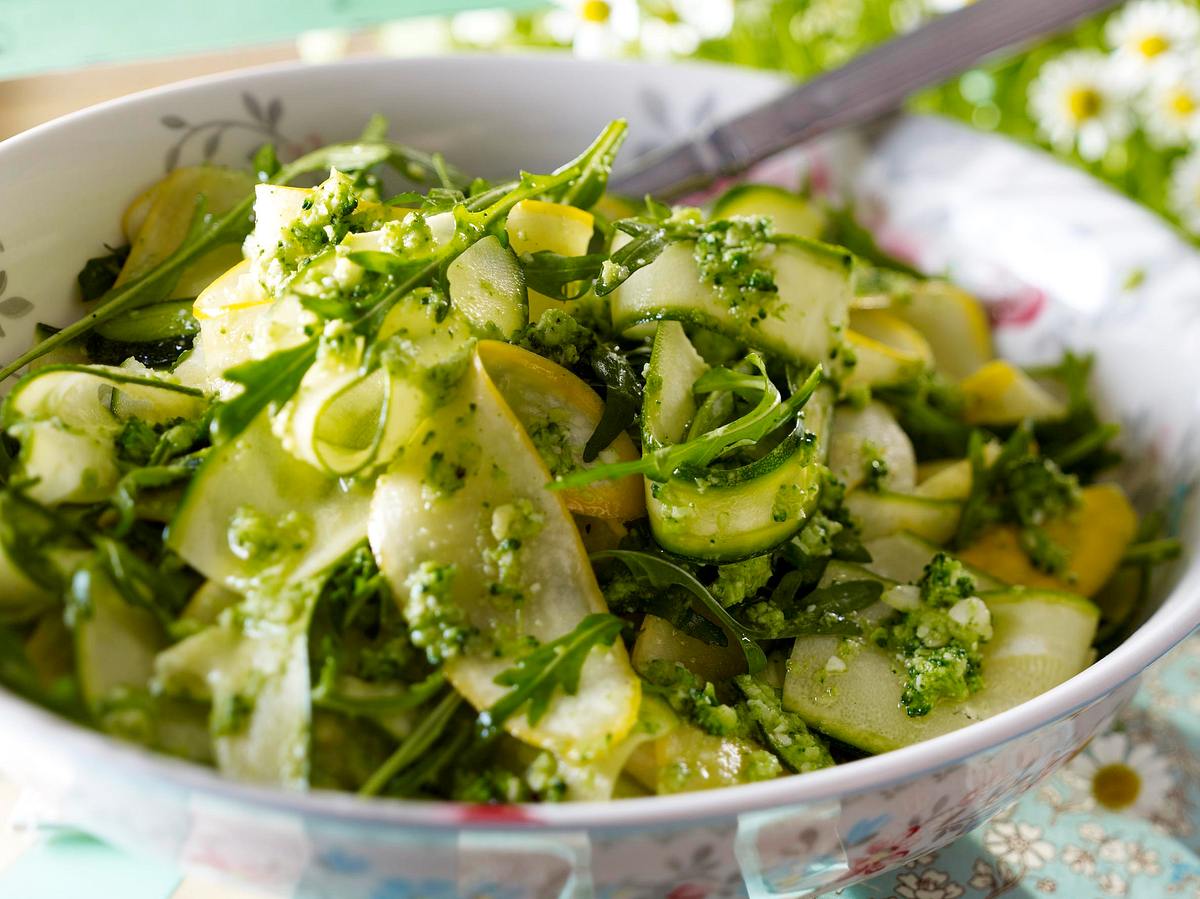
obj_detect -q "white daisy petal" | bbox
[1141,61,1200,147]
[550,0,640,57]
[1106,0,1200,80]
[1028,51,1133,160]
[672,0,736,39]
[450,9,516,47]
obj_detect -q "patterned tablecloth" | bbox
[0,632,1195,899]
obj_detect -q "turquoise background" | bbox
[0,1,543,79]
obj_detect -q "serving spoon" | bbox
[611,0,1121,199]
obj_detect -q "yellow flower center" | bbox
[1066,85,1103,123]
[1137,33,1170,58]
[1092,763,1142,810]
[1169,88,1197,118]
[580,0,612,24]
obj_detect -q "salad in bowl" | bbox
[0,112,1172,808]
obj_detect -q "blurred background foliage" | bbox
[389,0,1200,243]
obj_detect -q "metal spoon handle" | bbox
[612,0,1120,199]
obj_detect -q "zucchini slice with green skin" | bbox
[9,421,118,506]
[710,184,827,240]
[447,235,528,340]
[0,494,56,622]
[95,299,199,344]
[648,425,823,561]
[642,321,708,449]
[611,236,852,368]
[167,412,372,588]
[828,400,916,493]
[154,578,322,788]
[845,489,962,543]
[75,567,165,714]
[368,351,640,762]
[3,365,203,504]
[863,532,1006,590]
[640,323,831,561]
[783,588,1099,754]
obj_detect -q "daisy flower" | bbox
[450,9,516,48]
[376,17,452,57]
[639,1,733,59]
[545,0,640,58]
[983,821,1055,870]
[673,0,736,39]
[1106,0,1200,79]
[1070,732,1173,816]
[639,17,701,59]
[1028,51,1134,161]
[1141,61,1200,147]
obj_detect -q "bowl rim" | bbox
[0,52,1196,832]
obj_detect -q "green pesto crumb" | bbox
[402,561,471,665]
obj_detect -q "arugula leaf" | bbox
[358,113,390,143]
[312,665,447,716]
[478,612,627,736]
[2,484,197,627]
[755,578,883,638]
[0,624,83,720]
[591,550,766,673]
[0,490,70,592]
[251,143,281,181]
[552,118,627,210]
[823,206,923,277]
[875,372,972,461]
[77,244,131,302]
[1025,352,1122,481]
[111,456,205,536]
[954,425,1080,573]
[0,433,13,485]
[520,250,608,302]
[553,357,822,488]
[209,341,318,444]
[584,345,643,461]
[606,582,727,645]
[90,536,196,626]
[358,689,464,797]
[1121,538,1183,566]
[593,218,683,296]
[693,365,774,398]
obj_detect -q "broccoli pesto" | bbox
[401,561,471,664]
[691,215,779,319]
[872,554,992,717]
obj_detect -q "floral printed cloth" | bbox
[839,633,1200,899]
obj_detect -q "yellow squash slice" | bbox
[505,199,595,321]
[478,340,644,521]
[369,351,640,762]
[957,483,1137,597]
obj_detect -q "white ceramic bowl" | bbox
[0,56,1196,898]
